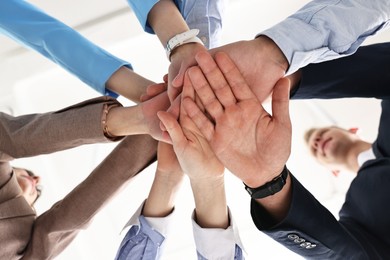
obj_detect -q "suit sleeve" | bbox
[0,96,121,161]
[291,43,390,100]
[250,174,373,259]
[22,135,158,259]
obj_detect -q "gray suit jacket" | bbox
[0,96,157,259]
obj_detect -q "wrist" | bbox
[189,174,225,191]
[254,36,289,72]
[244,166,289,199]
[106,105,151,136]
[165,29,204,60]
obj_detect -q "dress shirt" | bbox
[261,0,390,74]
[0,0,130,97]
[116,201,244,259]
[127,0,227,48]
[357,148,375,168]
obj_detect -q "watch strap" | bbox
[244,166,289,199]
[165,29,204,60]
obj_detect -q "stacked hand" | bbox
[176,51,292,188]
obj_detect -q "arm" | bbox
[180,51,383,258]
[128,0,228,101]
[127,0,226,49]
[205,0,389,104]
[158,76,244,259]
[289,42,390,100]
[261,0,390,75]
[0,0,153,102]
[0,97,120,160]
[250,173,374,259]
[23,135,157,259]
[115,142,184,260]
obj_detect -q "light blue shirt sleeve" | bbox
[126,0,227,48]
[0,0,131,97]
[260,0,390,74]
[115,216,165,260]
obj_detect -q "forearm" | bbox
[190,176,228,229]
[261,0,390,74]
[143,169,183,217]
[147,0,190,47]
[106,67,154,103]
[254,173,292,223]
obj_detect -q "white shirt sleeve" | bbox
[191,207,245,259]
[121,200,175,238]
[259,0,390,74]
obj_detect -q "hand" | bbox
[140,76,168,102]
[168,42,207,102]
[158,74,224,181]
[139,88,170,141]
[157,43,207,131]
[182,51,292,187]
[208,36,288,103]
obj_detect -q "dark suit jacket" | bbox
[250,43,390,259]
[0,96,157,260]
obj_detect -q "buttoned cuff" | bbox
[191,207,245,259]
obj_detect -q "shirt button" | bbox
[306,243,317,249]
[287,234,299,240]
[200,36,207,44]
[294,238,305,243]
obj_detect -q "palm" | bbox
[174,116,224,180]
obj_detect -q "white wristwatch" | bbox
[165,29,204,60]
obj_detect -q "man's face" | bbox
[306,127,357,169]
[14,168,41,206]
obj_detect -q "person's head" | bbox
[304,126,360,174]
[13,167,42,206]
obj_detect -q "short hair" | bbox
[13,167,42,205]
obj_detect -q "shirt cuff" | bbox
[121,199,175,238]
[191,207,245,259]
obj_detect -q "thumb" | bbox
[271,77,291,125]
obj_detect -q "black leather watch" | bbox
[244,166,289,199]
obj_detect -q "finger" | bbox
[157,111,186,149]
[181,71,196,117]
[160,94,181,131]
[271,77,291,125]
[163,74,168,84]
[168,84,182,103]
[187,66,224,121]
[195,51,237,107]
[147,83,167,96]
[214,52,256,101]
[182,97,214,141]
